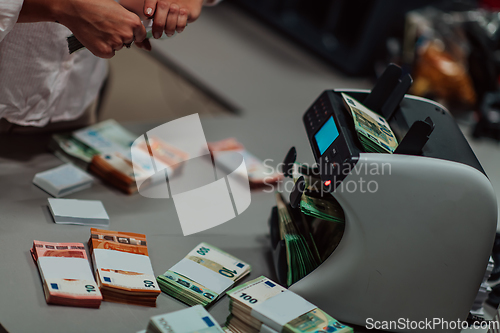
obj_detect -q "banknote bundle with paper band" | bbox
[157,242,251,307]
[30,240,102,308]
[137,305,225,333]
[50,119,188,194]
[88,228,160,306]
[341,93,398,154]
[225,276,352,333]
[208,138,283,188]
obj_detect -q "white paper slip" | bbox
[48,198,109,226]
[33,163,93,197]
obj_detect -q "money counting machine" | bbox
[269,65,498,332]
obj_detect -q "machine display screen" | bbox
[315,116,339,155]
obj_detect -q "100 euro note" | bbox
[226,276,352,333]
[88,228,160,306]
[143,305,224,333]
[31,240,102,308]
[157,242,251,307]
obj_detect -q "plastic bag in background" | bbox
[404,8,477,113]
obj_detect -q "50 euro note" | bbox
[226,276,352,333]
[157,242,251,307]
[30,240,102,308]
[88,228,160,306]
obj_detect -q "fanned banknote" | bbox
[88,228,160,306]
[31,240,102,308]
[157,243,251,307]
[142,305,224,333]
[341,93,398,153]
[275,193,318,287]
[226,276,352,333]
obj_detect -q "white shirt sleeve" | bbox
[0,0,24,43]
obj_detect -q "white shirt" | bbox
[0,0,108,127]
[0,0,220,127]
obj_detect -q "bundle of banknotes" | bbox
[30,240,102,308]
[157,242,251,307]
[272,164,346,286]
[341,93,398,154]
[208,138,283,188]
[88,228,161,306]
[137,305,224,333]
[50,119,188,194]
[225,276,352,333]
[291,164,345,224]
[275,193,319,287]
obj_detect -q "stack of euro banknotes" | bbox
[274,164,346,287]
[88,228,161,306]
[30,240,102,308]
[224,276,352,333]
[157,243,251,307]
[135,276,352,333]
[32,228,161,308]
[49,119,188,194]
[138,305,225,333]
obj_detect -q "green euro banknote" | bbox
[51,134,99,163]
[226,276,353,333]
[341,92,398,153]
[157,242,251,307]
[299,194,345,223]
[276,193,318,287]
[145,305,224,333]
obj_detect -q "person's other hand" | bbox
[58,0,147,58]
[143,0,204,39]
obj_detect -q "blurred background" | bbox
[101,0,500,143]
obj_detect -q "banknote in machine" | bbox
[31,240,102,308]
[226,276,352,333]
[157,242,251,307]
[275,193,318,287]
[143,305,224,333]
[341,93,398,154]
[88,228,160,306]
[208,138,283,188]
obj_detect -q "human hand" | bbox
[143,0,204,39]
[58,0,148,58]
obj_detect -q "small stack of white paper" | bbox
[33,163,93,197]
[48,198,109,227]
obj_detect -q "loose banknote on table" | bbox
[341,93,398,153]
[31,240,102,308]
[226,276,352,333]
[137,304,224,333]
[157,242,251,307]
[88,228,160,306]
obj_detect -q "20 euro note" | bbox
[341,93,398,154]
[157,242,251,307]
[88,228,160,306]
[31,240,102,308]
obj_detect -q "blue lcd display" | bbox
[315,116,339,155]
